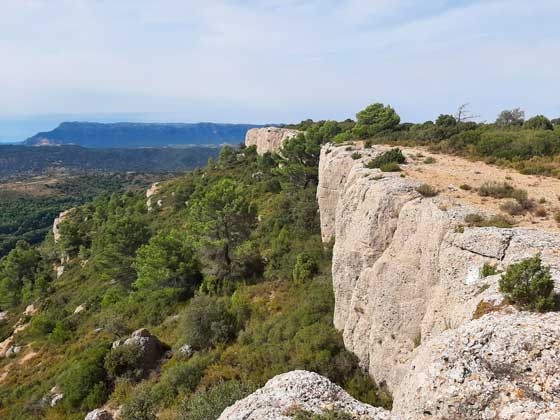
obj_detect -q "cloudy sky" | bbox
[0,0,559,139]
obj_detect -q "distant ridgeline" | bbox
[24,122,264,148]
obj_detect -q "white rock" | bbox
[393,313,560,419]
[245,127,300,155]
[74,304,87,314]
[177,344,194,358]
[218,370,397,420]
[24,304,37,316]
[84,408,114,420]
[53,209,74,243]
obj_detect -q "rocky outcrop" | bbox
[219,370,396,420]
[53,209,74,243]
[85,409,114,420]
[112,328,168,370]
[146,182,161,211]
[245,127,300,155]
[317,144,560,418]
[394,313,560,419]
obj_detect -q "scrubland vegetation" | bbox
[0,140,389,420]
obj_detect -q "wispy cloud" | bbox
[0,0,558,123]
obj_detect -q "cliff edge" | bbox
[245,127,300,154]
[317,143,560,419]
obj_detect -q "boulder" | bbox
[177,344,194,358]
[112,328,167,369]
[85,409,114,420]
[5,345,21,358]
[245,127,300,155]
[74,304,87,314]
[218,370,397,420]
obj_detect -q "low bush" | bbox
[365,148,405,169]
[423,156,436,164]
[459,184,472,190]
[534,206,548,217]
[179,380,255,420]
[464,213,514,228]
[121,383,158,420]
[351,152,362,160]
[415,184,438,197]
[379,162,401,172]
[478,182,516,199]
[499,255,555,312]
[60,344,110,410]
[480,263,498,277]
[179,294,238,350]
[500,200,524,216]
[104,343,145,381]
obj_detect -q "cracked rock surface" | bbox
[219,370,397,420]
[317,145,560,419]
[394,313,560,419]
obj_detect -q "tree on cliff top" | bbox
[352,103,400,138]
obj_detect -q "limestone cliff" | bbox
[245,127,300,154]
[317,143,560,419]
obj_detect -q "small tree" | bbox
[134,229,201,292]
[353,103,400,138]
[499,255,555,312]
[293,253,319,285]
[495,108,525,128]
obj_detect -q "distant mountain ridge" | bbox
[24,121,265,148]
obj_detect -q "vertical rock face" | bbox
[245,127,300,154]
[318,144,560,418]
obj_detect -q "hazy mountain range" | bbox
[24,121,264,148]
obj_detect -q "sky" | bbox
[0,0,559,141]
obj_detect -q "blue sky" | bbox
[1,0,559,140]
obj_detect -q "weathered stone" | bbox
[146,182,160,210]
[394,313,560,419]
[245,127,299,155]
[84,408,114,420]
[219,370,397,420]
[177,344,194,358]
[74,304,87,314]
[112,328,167,369]
[53,209,74,243]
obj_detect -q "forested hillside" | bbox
[0,174,167,258]
[2,102,560,420]
[0,145,220,180]
[0,138,388,420]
